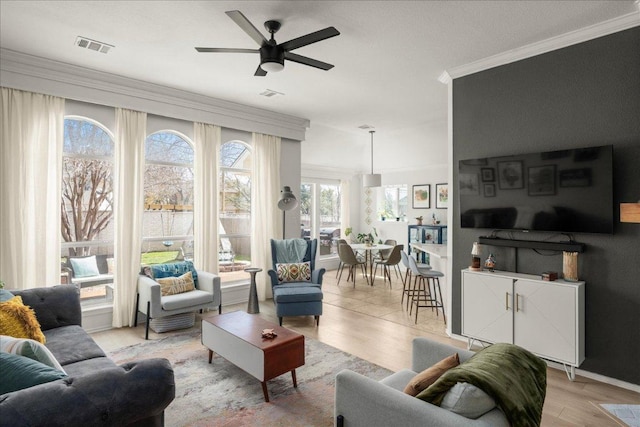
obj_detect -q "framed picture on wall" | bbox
[497,161,524,190]
[484,183,496,197]
[481,168,495,182]
[528,165,556,196]
[412,184,430,209]
[435,183,448,209]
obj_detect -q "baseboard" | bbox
[449,333,639,392]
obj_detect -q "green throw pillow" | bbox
[0,352,67,394]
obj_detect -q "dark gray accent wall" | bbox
[452,27,640,384]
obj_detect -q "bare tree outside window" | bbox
[61,119,114,256]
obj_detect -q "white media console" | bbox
[461,269,585,380]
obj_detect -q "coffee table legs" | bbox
[209,349,298,403]
[261,370,297,402]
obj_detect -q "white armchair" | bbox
[135,266,221,339]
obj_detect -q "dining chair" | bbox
[337,243,368,287]
[335,239,348,278]
[407,254,445,324]
[376,239,397,261]
[372,244,403,288]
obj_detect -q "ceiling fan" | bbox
[195,10,340,76]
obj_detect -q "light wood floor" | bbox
[93,268,639,426]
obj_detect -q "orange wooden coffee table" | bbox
[201,310,305,402]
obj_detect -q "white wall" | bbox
[357,165,448,248]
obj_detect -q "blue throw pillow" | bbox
[69,255,100,278]
[150,260,198,286]
[0,352,67,394]
[0,289,15,302]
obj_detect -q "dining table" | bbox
[349,243,394,286]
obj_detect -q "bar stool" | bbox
[400,250,431,310]
[407,255,446,324]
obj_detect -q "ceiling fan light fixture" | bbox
[261,61,284,73]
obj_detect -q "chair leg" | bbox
[315,315,320,326]
[219,304,222,314]
[145,301,151,340]
[279,317,283,326]
[335,261,343,278]
[134,293,139,326]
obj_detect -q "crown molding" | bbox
[0,48,309,141]
[444,11,640,80]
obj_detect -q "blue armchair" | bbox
[267,238,326,326]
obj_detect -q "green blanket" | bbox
[416,343,547,426]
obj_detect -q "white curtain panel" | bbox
[0,88,64,290]
[340,179,351,239]
[251,133,281,300]
[193,122,220,273]
[112,108,146,327]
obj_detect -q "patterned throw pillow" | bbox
[276,262,312,283]
[0,335,66,373]
[0,296,46,344]
[156,271,196,296]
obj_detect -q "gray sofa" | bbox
[0,285,175,427]
[335,337,510,426]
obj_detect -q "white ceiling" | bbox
[1,1,638,173]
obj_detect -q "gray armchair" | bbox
[135,261,222,339]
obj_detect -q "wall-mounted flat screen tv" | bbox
[459,145,613,234]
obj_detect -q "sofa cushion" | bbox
[0,352,67,394]
[0,296,46,343]
[404,353,459,396]
[0,335,65,373]
[276,262,311,283]
[43,325,106,366]
[273,286,323,303]
[69,255,100,278]
[161,289,213,311]
[441,382,496,419]
[156,271,196,296]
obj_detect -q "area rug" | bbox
[599,404,640,427]
[109,330,392,426]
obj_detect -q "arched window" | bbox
[61,117,115,306]
[143,131,194,264]
[219,140,252,283]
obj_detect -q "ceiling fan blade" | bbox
[284,52,334,70]
[254,66,267,77]
[195,47,258,53]
[279,27,340,52]
[226,10,267,46]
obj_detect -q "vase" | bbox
[563,251,579,281]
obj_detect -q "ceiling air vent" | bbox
[260,89,284,98]
[358,124,375,130]
[75,36,114,54]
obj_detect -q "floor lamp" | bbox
[278,186,298,239]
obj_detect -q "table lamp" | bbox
[470,242,482,271]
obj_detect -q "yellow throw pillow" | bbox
[156,271,195,296]
[403,353,459,396]
[0,296,46,344]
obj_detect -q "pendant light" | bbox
[363,130,381,187]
